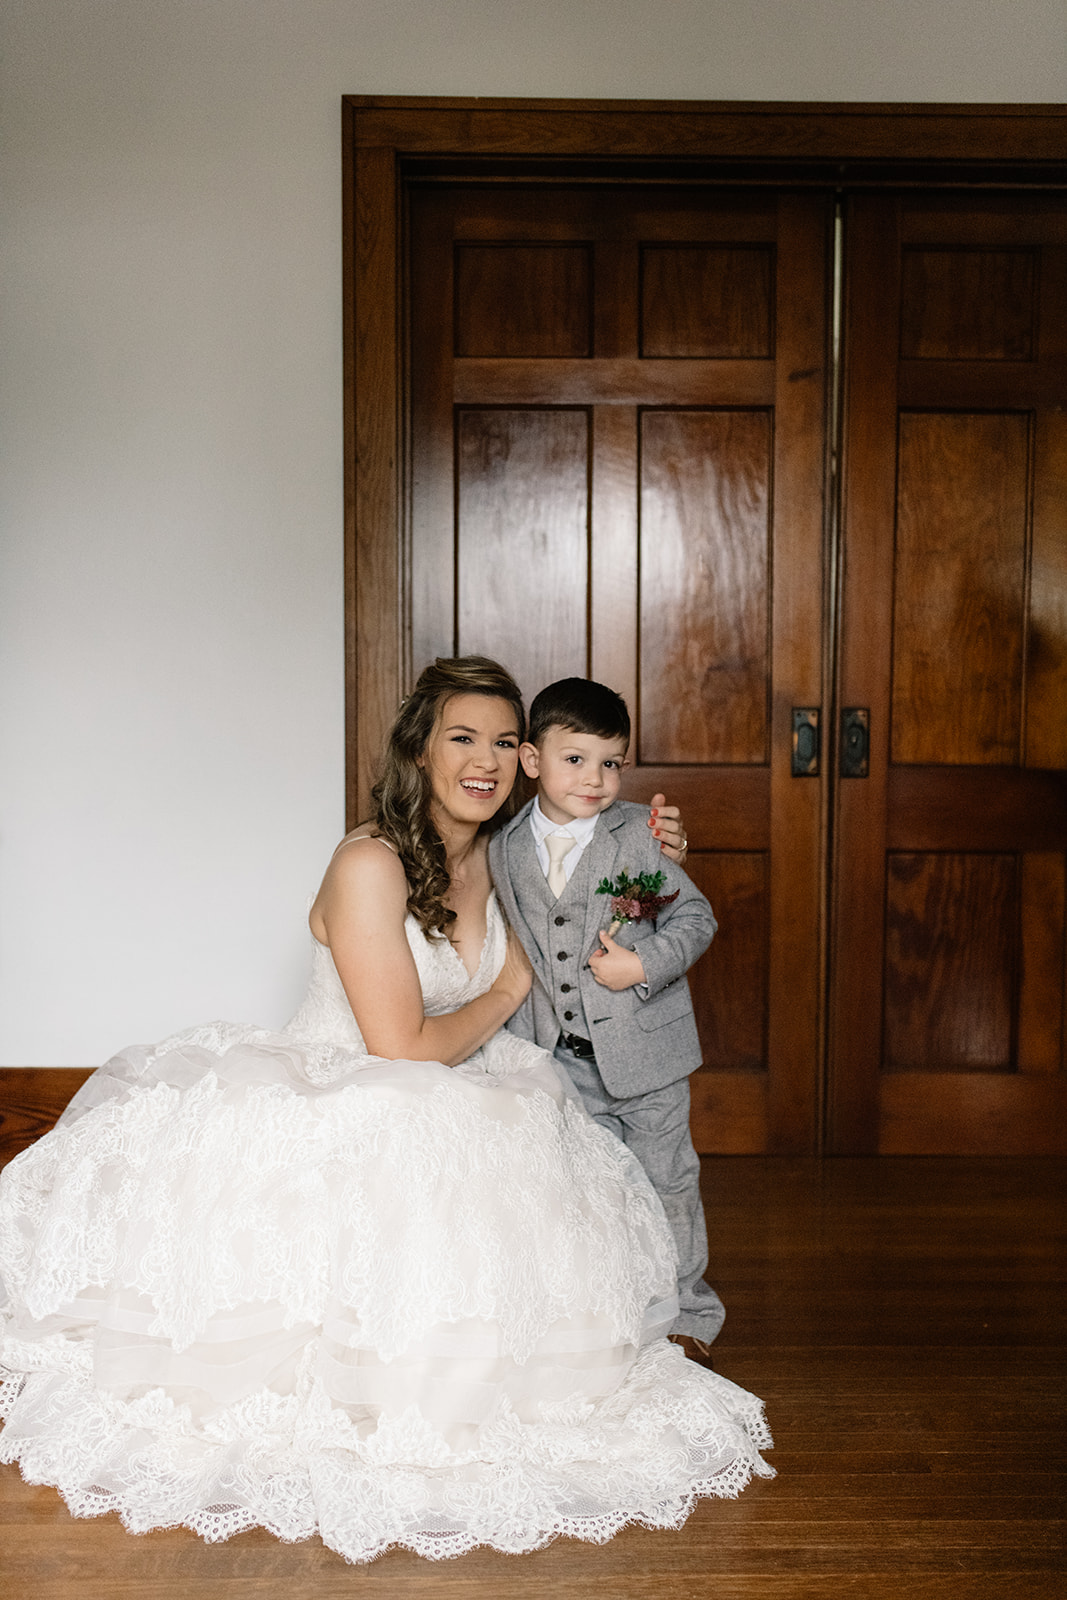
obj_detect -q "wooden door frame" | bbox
[343,96,1067,823]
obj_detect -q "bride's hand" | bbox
[494,925,533,1008]
[648,792,688,865]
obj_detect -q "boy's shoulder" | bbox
[599,798,651,830]
[599,801,703,897]
[597,798,660,852]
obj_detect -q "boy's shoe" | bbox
[668,1333,716,1371]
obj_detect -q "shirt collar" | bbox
[531,796,601,849]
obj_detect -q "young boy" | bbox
[488,677,724,1362]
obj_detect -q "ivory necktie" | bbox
[544,832,577,898]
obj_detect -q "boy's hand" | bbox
[648,792,688,865]
[588,930,647,991]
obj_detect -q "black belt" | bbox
[560,1032,595,1058]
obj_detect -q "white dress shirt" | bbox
[529,798,600,886]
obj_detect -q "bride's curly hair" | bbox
[371,656,527,939]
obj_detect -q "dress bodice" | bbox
[283,891,506,1052]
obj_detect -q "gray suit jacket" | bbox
[489,799,716,1096]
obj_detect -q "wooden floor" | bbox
[1,1142,1063,1598]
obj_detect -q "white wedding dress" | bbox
[0,891,772,1562]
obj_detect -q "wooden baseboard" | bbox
[0,1068,93,1167]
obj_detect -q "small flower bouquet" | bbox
[596,870,679,936]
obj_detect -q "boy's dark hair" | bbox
[527,678,631,747]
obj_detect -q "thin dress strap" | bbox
[331,833,399,861]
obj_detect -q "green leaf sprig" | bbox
[596,869,679,933]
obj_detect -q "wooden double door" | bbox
[349,133,1067,1154]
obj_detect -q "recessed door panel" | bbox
[899,247,1037,361]
[639,245,775,358]
[687,851,769,1074]
[891,411,1030,766]
[454,244,593,358]
[638,408,772,767]
[455,407,590,702]
[883,852,1018,1071]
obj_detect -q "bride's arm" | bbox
[313,841,531,1067]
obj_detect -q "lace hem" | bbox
[0,1339,772,1563]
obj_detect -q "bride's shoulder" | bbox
[329,832,404,882]
[313,831,409,930]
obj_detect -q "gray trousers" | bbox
[554,1041,725,1343]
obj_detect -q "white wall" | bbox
[2,0,1064,1064]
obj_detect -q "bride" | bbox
[0,656,772,1563]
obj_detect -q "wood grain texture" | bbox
[452,355,776,406]
[764,192,829,1157]
[886,767,1067,851]
[589,405,638,712]
[341,100,360,823]
[454,244,592,358]
[0,1070,92,1165]
[618,767,769,851]
[1018,852,1066,1073]
[829,191,1067,1154]
[1028,410,1067,769]
[884,853,1017,1072]
[348,97,1067,164]
[409,188,462,670]
[3,1153,1064,1595]
[689,1070,768,1152]
[901,197,1067,247]
[351,144,401,822]
[640,245,775,358]
[827,193,901,1152]
[686,851,768,1073]
[638,408,771,765]
[879,1075,1067,1153]
[899,248,1037,361]
[897,361,1067,409]
[456,408,590,708]
[892,411,1029,767]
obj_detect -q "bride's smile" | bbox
[420,692,520,828]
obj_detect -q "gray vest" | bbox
[530,841,595,1040]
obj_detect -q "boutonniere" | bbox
[596,869,679,936]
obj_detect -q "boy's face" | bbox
[520,725,629,827]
